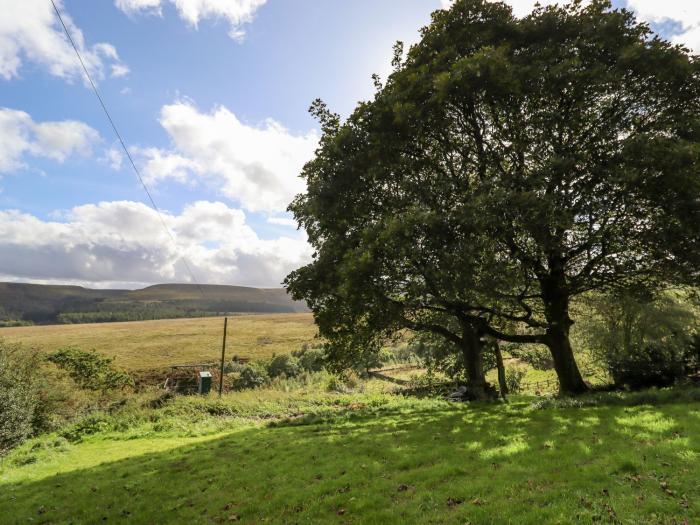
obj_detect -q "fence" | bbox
[512,366,601,393]
[369,363,604,394]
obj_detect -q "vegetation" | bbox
[0,313,317,370]
[582,291,700,389]
[1,2,699,523]
[0,342,39,454]
[231,362,270,391]
[266,353,302,379]
[47,347,133,392]
[1,378,699,523]
[286,0,700,396]
[0,340,132,455]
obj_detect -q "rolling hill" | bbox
[0,282,308,325]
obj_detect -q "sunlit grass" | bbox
[1,391,698,524]
[0,313,317,370]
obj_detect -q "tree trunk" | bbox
[459,324,491,400]
[494,342,508,400]
[545,325,587,394]
[541,265,588,395]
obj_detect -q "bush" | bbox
[326,372,360,393]
[30,364,92,434]
[0,341,39,454]
[585,291,699,389]
[507,345,554,371]
[505,367,527,394]
[607,343,691,389]
[387,343,421,364]
[293,346,326,372]
[48,347,133,392]
[59,413,111,443]
[267,354,301,379]
[232,363,269,390]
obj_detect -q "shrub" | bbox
[30,364,92,434]
[59,413,111,443]
[232,363,269,390]
[507,345,554,371]
[326,372,360,393]
[607,343,691,389]
[584,291,699,389]
[48,347,133,392]
[388,343,421,364]
[0,341,39,454]
[505,367,527,394]
[267,354,301,379]
[293,346,326,372]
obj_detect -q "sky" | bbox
[0,0,698,290]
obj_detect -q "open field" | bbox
[0,313,317,370]
[1,390,698,524]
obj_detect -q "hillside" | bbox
[0,282,308,325]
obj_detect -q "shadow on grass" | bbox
[1,402,699,525]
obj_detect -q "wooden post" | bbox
[219,317,228,397]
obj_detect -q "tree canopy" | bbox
[286,0,700,395]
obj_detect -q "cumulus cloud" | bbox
[115,0,267,41]
[267,217,298,228]
[625,0,700,53]
[0,0,128,82]
[441,1,700,52]
[0,200,311,288]
[0,108,99,172]
[440,0,565,17]
[133,146,199,184]
[137,101,318,213]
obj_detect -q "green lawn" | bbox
[2,397,698,524]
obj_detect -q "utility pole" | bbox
[219,317,228,397]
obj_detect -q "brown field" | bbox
[0,313,317,370]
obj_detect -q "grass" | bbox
[1,386,699,524]
[0,313,317,370]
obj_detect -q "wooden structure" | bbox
[163,364,216,394]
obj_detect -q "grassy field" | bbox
[0,313,317,370]
[1,388,698,524]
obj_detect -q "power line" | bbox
[49,0,206,298]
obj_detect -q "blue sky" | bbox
[0,0,698,288]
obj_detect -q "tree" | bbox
[286,0,700,394]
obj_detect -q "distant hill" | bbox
[0,282,308,325]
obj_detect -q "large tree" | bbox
[287,0,700,394]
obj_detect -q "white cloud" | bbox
[0,200,311,288]
[103,145,124,171]
[133,146,200,184]
[0,0,128,82]
[111,63,131,78]
[441,0,565,17]
[267,217,298,228]
[625,0,700,53]
[0,108,99,172]
[440,0,700,52]
[115,0,267,40]
[139,101,318,213]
